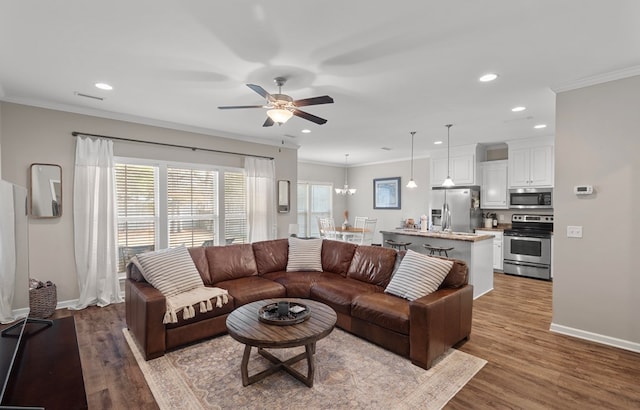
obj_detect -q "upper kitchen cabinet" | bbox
[481,160,508,209]
[507,136,554,188]
[430,144,485,186]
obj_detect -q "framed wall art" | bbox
[373,177,401,209]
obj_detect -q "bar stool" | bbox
[423,244,454,257]
[385,239,411,251]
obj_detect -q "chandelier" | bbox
[335,154,357,195]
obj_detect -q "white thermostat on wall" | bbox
[574,185,594,195]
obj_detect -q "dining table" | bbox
[329,226,368,242]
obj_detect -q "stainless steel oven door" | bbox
[503,234,551,265]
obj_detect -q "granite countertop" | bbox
[380,229,494,242]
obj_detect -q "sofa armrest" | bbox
[408,284,473,369]
[125,278,167,360]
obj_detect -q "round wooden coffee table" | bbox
[226,298,337,387]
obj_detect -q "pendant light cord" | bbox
[446,124,452,177]
[410,131,416,179]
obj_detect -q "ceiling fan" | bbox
[218,77,334,127]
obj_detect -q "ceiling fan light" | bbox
[267,108,293,124]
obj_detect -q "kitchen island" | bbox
[381,229,494,299]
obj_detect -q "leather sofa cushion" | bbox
[252,239,289,275]
[206,244,258,283]
[310,278,382,315]
[392,252,469,289]
[351,292,410,335]
[188,247,212,285]
[262,271,324,298]
[346,246,397,287]
[321,240,357,275]
[215,276,286,307]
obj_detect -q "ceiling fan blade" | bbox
[293,95,334,107]
[293,109,328,125]
[217,105,266,110]
[263,117,275,127]
[247,84,275,102]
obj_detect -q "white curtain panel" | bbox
[245,157,276,242]
[0,180,17,323]
[72,137,123,308]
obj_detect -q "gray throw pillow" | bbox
[385,250,453,301]
[286,237,323,272]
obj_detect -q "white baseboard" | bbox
[550,322,640,354]
[56,299,80,310]
[473,287,494,300]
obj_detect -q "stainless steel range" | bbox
[503,214,553,280]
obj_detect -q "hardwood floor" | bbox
[53,273,640,409]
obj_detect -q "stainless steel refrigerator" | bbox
[430,186,482,233]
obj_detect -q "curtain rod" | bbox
[71,131,274,160]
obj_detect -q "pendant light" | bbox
[406,131,417,188]
[335,154,357,195]
[442,124,455,188]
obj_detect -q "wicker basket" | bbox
[29,284,57,319]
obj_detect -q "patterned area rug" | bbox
[124,328,486,410]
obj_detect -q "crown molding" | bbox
[552,65,640,93]
[0,97,300,150]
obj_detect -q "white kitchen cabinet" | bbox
[430,144,484,186]
[508,138,554,188]
[476,230,503,271]
[480,160,508,209]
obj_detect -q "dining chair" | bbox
[319,217,338,240]
[348,218,377,245]
[346,216,367,244]
[353,216,367,229]
[361,218,377,245]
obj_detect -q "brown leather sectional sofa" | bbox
[125,238,473,369]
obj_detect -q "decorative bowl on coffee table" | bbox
[258,301,310,326]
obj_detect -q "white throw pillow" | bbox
[134,245,204,298]
[384,250,453,301]
[286,237,323,272]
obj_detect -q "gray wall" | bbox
[297,161,346,221]
[299,157,431,244]
[553,75,640,349]
[0,102,297,303]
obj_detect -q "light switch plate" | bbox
[567,226,583,238]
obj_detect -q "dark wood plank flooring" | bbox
[51,273,640,409]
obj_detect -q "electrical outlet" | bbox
[499,214,505,221]
[567,226,583,238]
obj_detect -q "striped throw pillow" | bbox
[384,250,453,301]
[135,246,204,298]
[286,237,323,272]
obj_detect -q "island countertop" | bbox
[380,229,494,242]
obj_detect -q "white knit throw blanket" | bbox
[163,286,229,324]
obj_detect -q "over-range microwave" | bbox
[509,188,552,209]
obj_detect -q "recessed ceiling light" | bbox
[95,82,113,90]
[434,141,443,145]
[301,129,311,134]
[512,106,526,112]
[479,73,498,82]
[534,124,547,129]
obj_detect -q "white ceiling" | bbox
[1,1,639,166]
